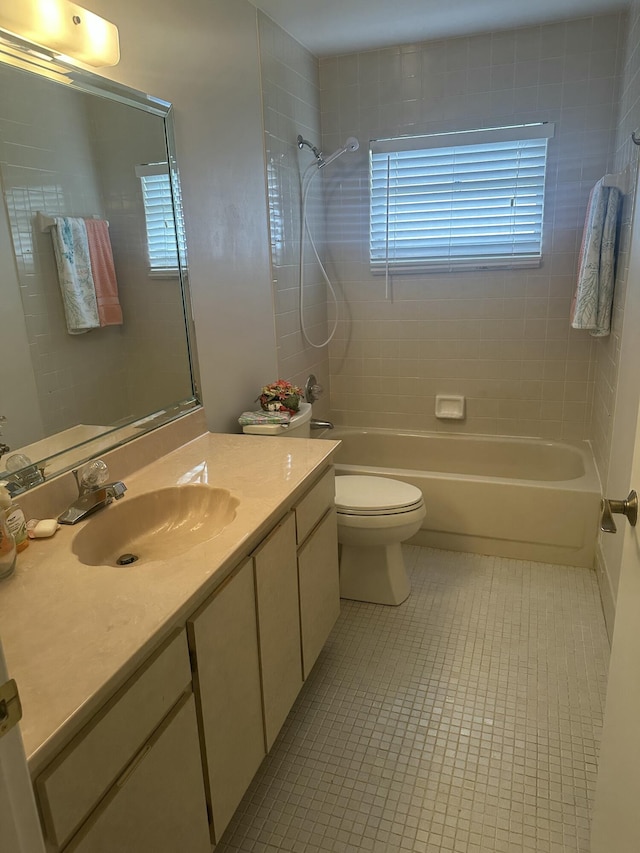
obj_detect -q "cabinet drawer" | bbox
[298,508,340,679]
[36,629,192,849]
[295,467,334,545]
[65,693,210,853]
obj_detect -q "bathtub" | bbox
[320,428,602,568]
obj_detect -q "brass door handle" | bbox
[600,490,638,534]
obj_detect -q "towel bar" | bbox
[36,212,109,233]
[602,167,631,194]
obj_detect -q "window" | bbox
[136,162,185,277]
[370,123,554,273]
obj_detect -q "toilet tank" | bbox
[242,402,312,438]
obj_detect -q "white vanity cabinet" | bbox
[252,469,340,748]
[298,507,340,678]
[187,557,265,845]
[31,462,340,853]
[64,693,210,853]
[34,630,210,853]
[253,511,303,750]
[294,468,340,678]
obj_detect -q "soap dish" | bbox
[435,395,465,420]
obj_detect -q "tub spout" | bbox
[600,500,617,534]
[310,418,334,430]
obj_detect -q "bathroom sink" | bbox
[72,485,239,567]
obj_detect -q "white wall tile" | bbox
[320,14,623,438]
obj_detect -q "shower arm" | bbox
[297,134,360,168]
[297,135,322,162]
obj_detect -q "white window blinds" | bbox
[135,162,184,277]
[370,123,554,273]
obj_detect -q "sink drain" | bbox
[116,553,139,566]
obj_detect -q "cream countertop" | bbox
[0,431,339,776]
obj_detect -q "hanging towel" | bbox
[570,179,621,337]
[51,217,100,335]
[84,219,123,327]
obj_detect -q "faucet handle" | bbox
[79,459,109,489]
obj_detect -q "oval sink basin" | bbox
[72,485,239,567]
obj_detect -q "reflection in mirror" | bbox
[0,51,199,492]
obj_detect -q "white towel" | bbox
[570,179,621,338]
[238,411,291,426]
[51,217,100,334]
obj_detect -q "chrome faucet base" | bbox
[58,460,126,525]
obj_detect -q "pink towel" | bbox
[84,219,123,327]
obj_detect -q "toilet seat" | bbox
[335,475,424,516]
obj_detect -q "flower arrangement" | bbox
[259,379,304,414]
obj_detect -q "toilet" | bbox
[242,402,426,606]
[335,475,425,605]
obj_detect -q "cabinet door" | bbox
[298,509,340,679]
[187,559,265,843]
[66,693,210,853]
[254,512,302,750]
[37,630,192,849]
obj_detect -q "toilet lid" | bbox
[335,475,424,515]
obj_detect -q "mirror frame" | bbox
[0,34,201,493]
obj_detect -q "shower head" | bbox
[318,136,360,168]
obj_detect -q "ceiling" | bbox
[249,0,628,56]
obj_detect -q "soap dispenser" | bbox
[0,487,17,579]
[0,483,28,553]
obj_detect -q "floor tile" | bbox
[216,547,609,853]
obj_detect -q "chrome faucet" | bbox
[58,459,127,525]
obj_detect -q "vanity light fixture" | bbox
[0,0,120,67]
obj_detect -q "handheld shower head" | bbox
[319,136,360,168]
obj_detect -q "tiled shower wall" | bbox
[320,14,624,437]
[258,12,331,418]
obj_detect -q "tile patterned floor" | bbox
[217,547,610,853]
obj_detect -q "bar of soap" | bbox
[28,519,59,539]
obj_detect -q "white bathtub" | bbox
[320,428,601,568]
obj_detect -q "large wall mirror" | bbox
[0,43,199,492]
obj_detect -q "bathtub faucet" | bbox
[310,418,334,430]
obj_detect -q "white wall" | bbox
[89,0,278,432]
[257,11,331,419]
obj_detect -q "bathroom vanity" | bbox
[0,417,340,851]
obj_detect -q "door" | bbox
[0,638,45,853]
[590,393,640,851]
[591,163,640,850]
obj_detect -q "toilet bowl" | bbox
[241,403,425,605]
[335,475,425,606]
